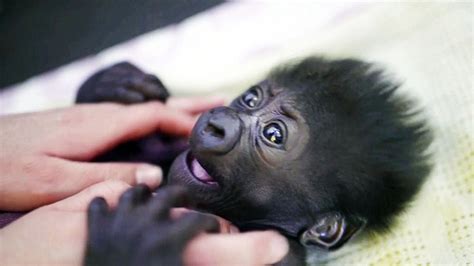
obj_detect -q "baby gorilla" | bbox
[77,58,432,265]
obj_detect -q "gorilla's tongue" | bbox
[191,159,215,183]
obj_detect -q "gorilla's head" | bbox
[168,57,432,250]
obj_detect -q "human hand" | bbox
[0,180,131,266]
[0,181,288,266]
[0,96,224,211]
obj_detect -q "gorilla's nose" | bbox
[191,106,242,154]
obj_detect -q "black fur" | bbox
[269,57,432,231]
[84,185,218,266]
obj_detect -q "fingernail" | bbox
[135,165,163,189]
[229,225,239,234]
[267,232,289,262]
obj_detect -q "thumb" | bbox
[49,180,132,212]
[65,160,163,188]
[184,231,289,265]
[51,158,163,200]
[166,95,226,115]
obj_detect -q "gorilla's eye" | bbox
[263,123,284,145]
[241,87,261,108]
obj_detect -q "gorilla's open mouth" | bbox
[186,152,217,185]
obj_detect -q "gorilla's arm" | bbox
[84,185,219,266]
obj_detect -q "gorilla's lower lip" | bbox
[186,152,217,185]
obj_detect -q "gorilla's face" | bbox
[168,80,314,235]
[168,57,431,249]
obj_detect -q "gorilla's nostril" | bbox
[203,124,225,139]
[191,106,242,155]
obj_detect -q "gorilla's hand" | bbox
[76,62,169,104]
[84,185,219,266]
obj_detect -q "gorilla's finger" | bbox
[144,74,165,87]
[116,185,151,213]
[152,186,189,206]
[129,184,152,205]
[148,187,189,220]
[87,197,109,235]
[101,62,142,80]
[116,188,135,213]
[114,87,146,103]
[172,213,220,242]
[88,197,109,217]
[126,75,169,101]
[144,74,169,101]
[97,86,145,103]
[113,61,142,72]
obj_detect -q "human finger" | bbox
[49,180,132,212]
[10,157,162,210]
[183,231,289,265]
[166,96,225,115]
[48,102,195,160]
[58,158,162,189]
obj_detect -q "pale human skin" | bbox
[0,180,289,265]
[0,97,289,265]
[0,97,220,211]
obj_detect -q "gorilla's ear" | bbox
[299,212,366,250]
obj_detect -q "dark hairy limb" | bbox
[84,185,219,266]
[76,61,169,104]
